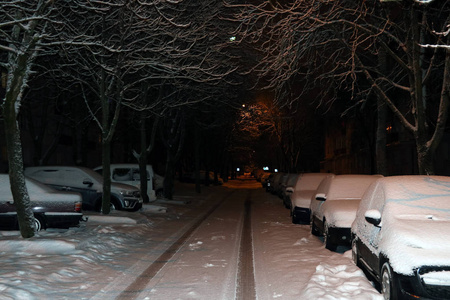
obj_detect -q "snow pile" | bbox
[301,252,383,300]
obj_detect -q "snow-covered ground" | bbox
[0,180,382,299]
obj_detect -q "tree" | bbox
[232,0,450,175]
[0,0,60,238]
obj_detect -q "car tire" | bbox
[292,211,300,224]
[324,222,337,251]
[156,189,164,198]
[351,238,359,266]
[33,215,45,231]
[311,219,321,236]
[381,262,400,300]
[97,198,120,212]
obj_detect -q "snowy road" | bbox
[0,179,383,299]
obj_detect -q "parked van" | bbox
[93,164,164,201]
[24,166,142,212]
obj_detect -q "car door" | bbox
[0,178,18,229]
[61,169,100,210]
[358,185,385,276]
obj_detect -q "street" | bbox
[0,179,382,299]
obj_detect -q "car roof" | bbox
[322,174,382,200]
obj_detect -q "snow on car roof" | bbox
[325,175,382,200]
[294,173,331,191]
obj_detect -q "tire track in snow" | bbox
[115,189,236,300]
[236,190,256,300]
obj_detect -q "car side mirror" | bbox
[315,193,326,201]
[82,178,94,187]
[365,209,382,226]
[286,187,294,194]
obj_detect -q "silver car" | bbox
[24,166,142,212]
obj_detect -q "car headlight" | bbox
[120,190,141,198]
[120,190,134,196]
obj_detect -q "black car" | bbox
[0,175,84,231]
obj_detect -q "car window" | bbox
[113,168,132,181]
[131,169,150,181]
[35,169,63,185]
[26,178,50,194]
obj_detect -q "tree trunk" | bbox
[139,115,149,203]
[194,125,201,193]
[4,84,35,238]
[376,98,388,175]
[164,153,175,200]
[101,138,112,214]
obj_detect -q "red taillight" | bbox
[75,201,82,212]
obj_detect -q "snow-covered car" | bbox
[269,172,286,195]
[24,166,142,212]
[281,173,299,207]
[0,174,84,231]
[351,175,450,300]
[310,174,382,251]
[94,164,164,201]
[288,173,332,224]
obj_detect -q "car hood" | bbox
[291,190,315,208]
[323,200,360,228]
[111,182,139,191]
[380,216,450,276]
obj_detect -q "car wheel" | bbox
[381,262,400,300]
[311,219,321,236]
[98,199,119,212]
[351,238,359,266]
[156,189,164,198]
[324,222,337,251]
[33,215,44,231]
[292,211,300,224]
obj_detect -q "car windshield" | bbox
[81,168,105,182]
[25,177,54,193]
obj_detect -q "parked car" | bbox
[265,173,275,192]
[24,166,142,212]
[270,172,286,196]
[351,175,450,300]
[94,164,164,201]
[310,174,382,251]
[260,172,271,188]
[288,173,331,224]
[281,173,299,207]
[0,174,84,231]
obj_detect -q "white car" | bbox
[351,176,450,300]
[0,174,84,231]
[94,164,164,201]
[25,166,142,212]
[281,173,299,206]
[310,174,382,251]
[288,173,331,224]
